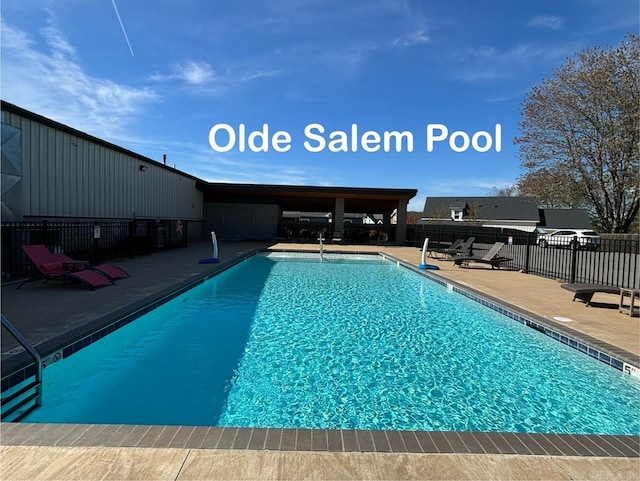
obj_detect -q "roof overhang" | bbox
[197,182,417,213]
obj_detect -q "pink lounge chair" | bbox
[21,244,85,268]
[91,264,130,281]
[49,251,129,280]
[18,259,113,290]
[18,244,122,290]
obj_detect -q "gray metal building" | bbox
[1,101,203,223]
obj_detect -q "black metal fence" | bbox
[1,219,201,281]
[277,222,396,244]
[406,224,639,289]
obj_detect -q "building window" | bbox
[451,209,463,221]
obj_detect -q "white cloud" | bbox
[174,61,216,85]
[528,15,564,30]
[149,61,216,85]
[451,43,557,83]
[149,60,280,92]
[247,0,431,72]
[418,178,516,198]
[0,18,159,143]
[191,153,321,186]
[390,29,430,47]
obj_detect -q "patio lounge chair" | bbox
[560,283,621,306]
[453,242,512,269]
[428,238,463,258]
[22,244,89,272]
[47,250,129,280]
[17,260,113,290]
[91,264,130,281]
[429,237,475,259]
[18,244,124,289]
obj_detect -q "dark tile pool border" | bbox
[2,249,639,457]
[1,423,638,457]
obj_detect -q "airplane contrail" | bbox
[111,0,135,57]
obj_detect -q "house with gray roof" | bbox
[421,196,593,232]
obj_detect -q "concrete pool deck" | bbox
[1,241,639,480]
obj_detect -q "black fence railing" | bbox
[277,223,396,244]
[406,225,639,289]
[1,219,201,281]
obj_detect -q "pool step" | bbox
[1,382,41,421]
[0,315,42,422]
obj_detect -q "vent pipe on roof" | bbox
[163,154,167,165]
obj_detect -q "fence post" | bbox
[41,220,48,247]
[570,235,578,283]
[128,220,135,258]
[524,232,531,274]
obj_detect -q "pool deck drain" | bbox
[2,242,639,479]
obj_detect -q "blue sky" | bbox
[2,0,637,211]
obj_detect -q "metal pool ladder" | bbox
[1,314,43,422]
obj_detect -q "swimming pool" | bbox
[20,252,640,435]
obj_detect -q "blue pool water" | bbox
[25,253,640,434]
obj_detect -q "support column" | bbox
[333,198,345,237]
[395,199,408,245]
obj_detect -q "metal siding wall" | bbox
[3,109,203,220]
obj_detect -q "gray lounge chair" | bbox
[429,237,475,259]
[560,283,621,306]
[453,242,512,269]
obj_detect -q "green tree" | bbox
[515,34,639,232]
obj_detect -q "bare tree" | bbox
[491,185,519,197]
[515,34,639,232]
[428,203,451,223]
[465,199,483,224]
[517,169,584,209]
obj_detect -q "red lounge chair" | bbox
[21,244,86,269]
[91,264,130,281]
[18,245,118,290]
[18,260,113,290]
[49,252,128,280]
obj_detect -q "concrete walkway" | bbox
[2,445,639,480]
[2,242,639,480]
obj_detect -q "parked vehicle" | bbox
[537,229,601,250]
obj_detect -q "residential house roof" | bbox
[539,208,593,229]
[422,196,540,221]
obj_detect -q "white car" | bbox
[537,229,601,249]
